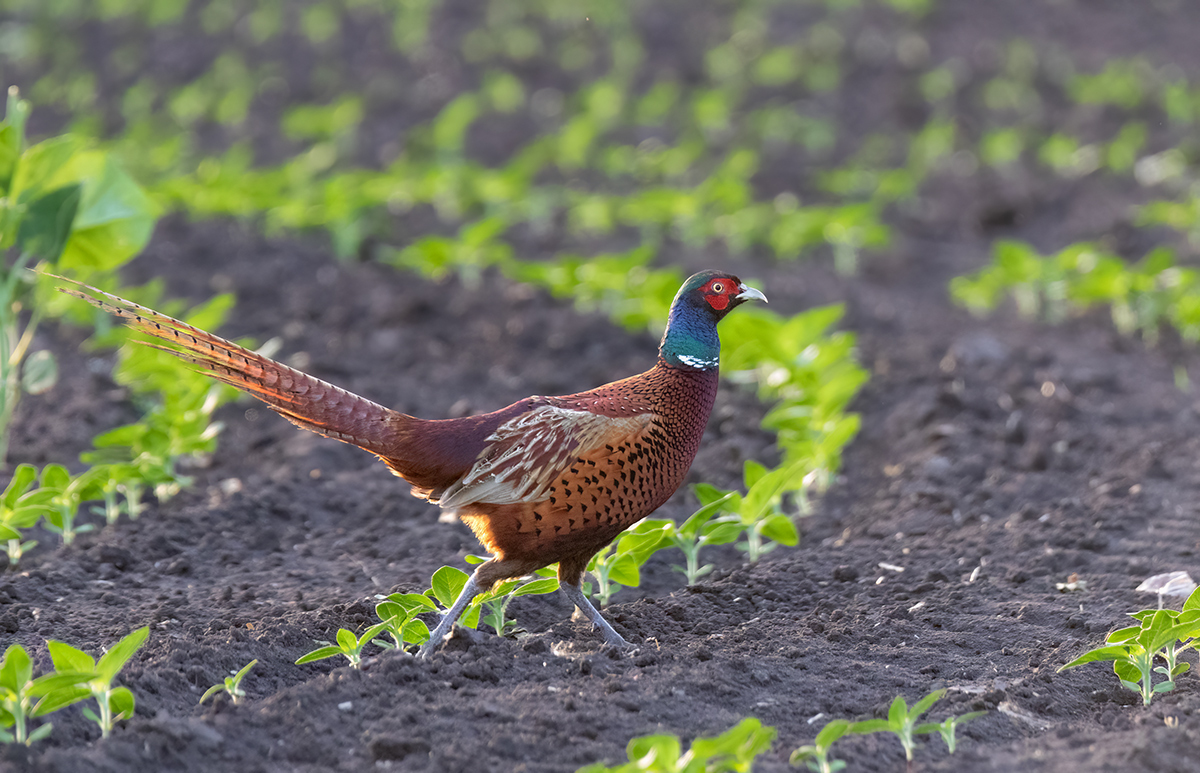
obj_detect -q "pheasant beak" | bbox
[736,283,768,304]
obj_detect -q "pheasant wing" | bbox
[437,404,651,508]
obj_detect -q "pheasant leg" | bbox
[418,574,481,658]
[559,581,631,649]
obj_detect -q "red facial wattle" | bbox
[703,278,733,310]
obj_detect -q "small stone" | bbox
[833,565,858,582]
[369,737,431,762]
[97,545,135,570]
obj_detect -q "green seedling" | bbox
[1140,191,1200,245]
[917,711,985,754]
[850,689,947,765]
[86,463,139,526]
[1061,590,1200,705]
[792,696,981,771]
[666,493,744,585]
[0,644,90,746]
[506,246,679,331]
[0,256,55,469]
[952,240,1200,349]
[694,460,803,565]
[295,623,388,669]
[790,718,851,773]
[585,542,642,608]
[1126,584,1200,678]
[199,659,258,706]
[0,88,153,466]
[442,561,559,637]
[578,716,776,772]
[1069,58,1149,110]
[735,461,803,563]
[83,421,181,513]
[40,464,99,546]
[386,217,513,289]
[427,565,484,631]
[0,644,51,746]
[586,518,672,606]
[1105,122,1146,173]
[950,239,1070,322]
[84,385,224,503]
[117,477,149,520]
[373,593,437,649]
[34,626,149,739]
[0,463,55,565]
[0,90,45,468]
[478,576,559,637]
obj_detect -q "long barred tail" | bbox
[54,275,411,455]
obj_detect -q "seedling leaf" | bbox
[849,719,890,734]
[108,687,135,721]
[295,646,343,665]
[26,723,53,744]
[759,512,799,546]
[199,684,225,704]
[28,671,93,696]
[96,627,149,684]
[814,718,853,747]
[2,465,37,508]
[508,578,559,598]
[702,517,744,545]
[0,643,32,688]
[1107,625,1140,644]
[608,553,640,587]
[32,684,91,716]
[431,566,469,607]
[1060,645,1138,669]
[45,642,95,674]
[21,351,57,395]
[909,688,946,719]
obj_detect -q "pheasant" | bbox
[58,270,766,655]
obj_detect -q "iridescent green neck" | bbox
[659,303,720,370]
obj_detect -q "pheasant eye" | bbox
[710,281,725,294]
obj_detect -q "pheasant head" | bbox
[659,270,767,371]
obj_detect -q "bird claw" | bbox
[599,640,638,658]
[359,645,409,671]
[417,623,489,659]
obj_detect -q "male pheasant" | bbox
[59,270,766,655]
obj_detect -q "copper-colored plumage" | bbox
[57,270,765,653]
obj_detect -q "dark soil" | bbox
[7,1,1200,771]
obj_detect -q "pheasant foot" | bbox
[559,581,633,649]
[418,574,481,658]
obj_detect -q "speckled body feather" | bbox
[443,362,719,586]
[58,270,764,651]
